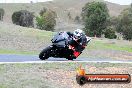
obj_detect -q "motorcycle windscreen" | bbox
[53,40,67,47]
[51,32,69,47]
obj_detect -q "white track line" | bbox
[0,61,131,64]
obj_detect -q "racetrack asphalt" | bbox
[0,54,132,63]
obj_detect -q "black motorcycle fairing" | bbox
[49,45,74,58]
[51,32,70,48]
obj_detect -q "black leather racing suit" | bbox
[66,32,87,52]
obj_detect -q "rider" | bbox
[67,29,88,52]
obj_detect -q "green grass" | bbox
[0,38,131,55]
[20,28,54,37]
[87,39,132,52]
[0,85,7,88]
[103,44,132,52]
[0,23,54,55]
[0,22,132,55]
[0,49,38,55]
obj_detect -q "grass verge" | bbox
[0,63,132,88]
[87,38,132,52]
[0,49,38,55]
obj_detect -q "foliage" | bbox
[0,8,4,21]
[116,5,132,40]
[36,8,56,31]
[107,16,119,27]
[104,27,117,39]
[81,1,109,37]
[39,8,47,16]
[12,10,34,27]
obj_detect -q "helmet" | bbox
[73,29,84,40]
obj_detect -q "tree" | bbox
[0,8,4,21]
[81,2,109,37]
[12,10,34,27]
[36,9,56,31]
[107,16,119,27]
[116,5,132,40]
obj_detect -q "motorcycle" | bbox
[39,31,91,60]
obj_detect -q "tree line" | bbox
[0,2,132,40]
[82,2,132,40]
[0,7,56,31]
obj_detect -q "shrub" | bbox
[12,10,34,27]
[36,9,56,31]
[104,27,117,39]
[0,8,4,21]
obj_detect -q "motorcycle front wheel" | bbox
[39,46,52,60]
